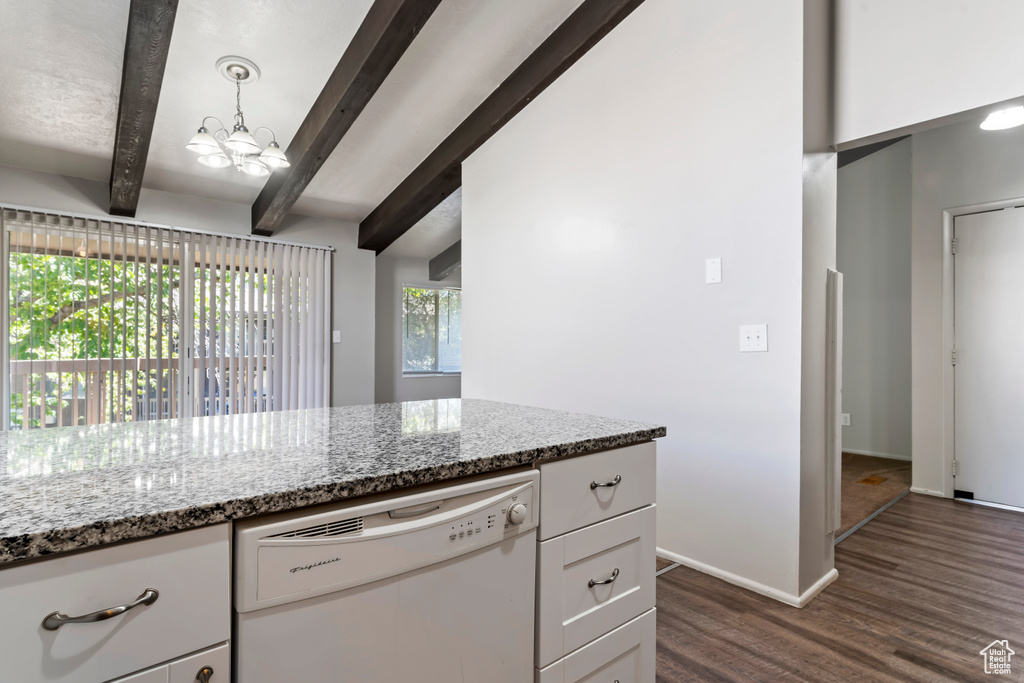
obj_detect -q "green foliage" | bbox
[402,287,437,373]
[9,249,180,429]
[401,287,461,374]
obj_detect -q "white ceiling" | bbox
[0,0,586,258]
[144,0,374,204]
[0,1,129,181]
[292,0,585,222]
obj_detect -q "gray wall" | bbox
[0,163,376,407]
[374,254,461,403]
[911,119,1024,494]
[836,138,912,459]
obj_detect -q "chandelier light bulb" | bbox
[185,128,220,155]
[225,125,260,154]
[259,141,290,169]
[198,152,231,168]
[241,158,270,177]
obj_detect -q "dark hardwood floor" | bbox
[656,493,1024,682]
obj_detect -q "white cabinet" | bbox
[537,609,656,683]
[538,441,656,541]
[536,444,657,681]
[0,524,230,683]
[537,506,655,666]
[108,642,230,683]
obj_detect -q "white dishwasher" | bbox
[233,469,539,683]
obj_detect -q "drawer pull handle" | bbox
[41,588,159,631]
[590,475,622,490]
[588,567,620,588]
[196,666,214,683]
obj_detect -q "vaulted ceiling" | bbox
[0,0,641,257]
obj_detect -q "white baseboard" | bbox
[910,486,946,497]
[655,547,838,608]
[796,568,840,606]
[842,448,911,462]
[958,498,1024,513]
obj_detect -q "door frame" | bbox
[940,196,1024,498]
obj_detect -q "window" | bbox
[402,286,461,374]
[2,208,332,430]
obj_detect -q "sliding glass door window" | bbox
[2,208,331,430]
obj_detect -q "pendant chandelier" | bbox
[185,57,289,177]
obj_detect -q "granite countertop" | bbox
[0,399,665,565]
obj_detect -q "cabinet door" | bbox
[0,525,230,683]
[536,506,655,667]
[537,609,656,683]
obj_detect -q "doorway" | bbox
[835,136,914,540]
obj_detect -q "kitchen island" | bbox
[0,398,665,682]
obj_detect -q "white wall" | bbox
[910,119,1024,495]
[835,0,1024,144]
[463,0,831,602]
[374,254,461,403]
[836,139,912,459]
[0,163,375,407]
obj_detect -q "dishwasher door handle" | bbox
[388,502,442,519]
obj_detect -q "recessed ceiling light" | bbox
[980,106,1024,130]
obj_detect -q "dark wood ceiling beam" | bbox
[837,135,910,169]
[251,0,443,235]
[428,240,461,281]
[109,0,179,217]
[358,0,646,254]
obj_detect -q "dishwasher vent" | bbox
[266,516,364,539]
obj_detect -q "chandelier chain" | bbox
[235,76,244,127]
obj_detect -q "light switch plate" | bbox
[841,413,851,426]
[739,324,768,352]
[332,330,341,344]
[706,257,722,284]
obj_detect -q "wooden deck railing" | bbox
[9,356,270,429]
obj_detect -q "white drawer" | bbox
[536,505,655,668]
[0,524,230,683]
[537,608,656,683]
[168,642,230,683]
[108,642,230,683]
[538,442,656,540]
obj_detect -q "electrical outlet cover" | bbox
[739,324,768,352]
[706,257,722,284]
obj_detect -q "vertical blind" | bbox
[2,208,331,430]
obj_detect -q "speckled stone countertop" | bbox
[0,399,664,565]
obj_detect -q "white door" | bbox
[954,207,1024,507]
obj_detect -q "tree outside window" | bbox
[402,287,461,374]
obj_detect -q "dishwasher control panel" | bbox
[448,491,530,541]
[234,470,539,612]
